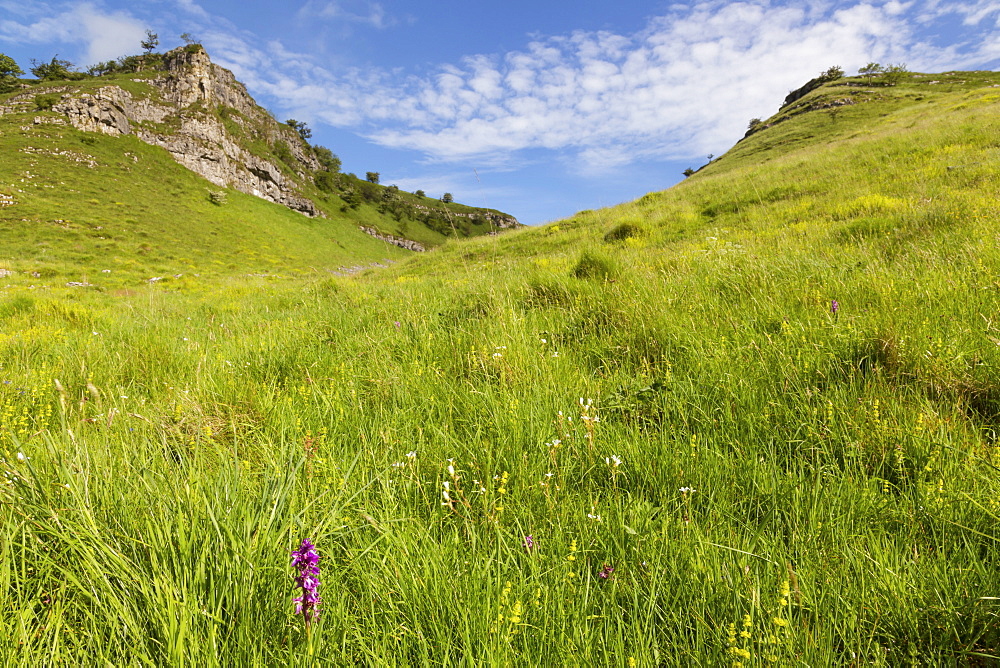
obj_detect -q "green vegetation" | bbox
[0,53,22,94]
[141,30,160,56]
[5,69,1000,664]
[0,46,514,253]
[29,56,84,82]
[0,122,406,285]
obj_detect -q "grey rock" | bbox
[44,47,323,218]
[359,226,426,252]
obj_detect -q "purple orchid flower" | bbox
[292,539,321,626]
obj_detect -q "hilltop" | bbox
[0,45,519,287]
[4,67,1000,664]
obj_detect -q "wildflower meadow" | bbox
[4,71,1000,665]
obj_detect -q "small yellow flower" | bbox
[508,601,523,625]
[773,617,788,627]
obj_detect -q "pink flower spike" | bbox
[291,539,321,626]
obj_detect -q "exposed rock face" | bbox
[0,47,524,235]
[781,76,829,108]
[471,212,521,229]
[411,204,520,230]
[17,47,323,217]
[360,226,426,252]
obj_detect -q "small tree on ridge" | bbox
[30,56,77,81]
[859,62,883,85]
[0,53,23,93]
[141,30,159,55]
[881,63,908,87]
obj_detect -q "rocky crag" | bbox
[0,46,322,216]
[0,46,523,244]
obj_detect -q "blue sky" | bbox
[2,1,999,224]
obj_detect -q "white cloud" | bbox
[297,0,397,29]
[227,0,1000,173]
[332,1,921,163]
[919,1,1000,25]
[387,171,512,204]
[0,2,146,65]
[76,5,148,63]
[5,1,997,176]
[175,0,211,20]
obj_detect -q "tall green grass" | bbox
[4,71,1000,664]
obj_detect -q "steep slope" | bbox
[0,114,408,288]
[404,69,1000,269]
[0,45,520,281]
[6,69,1000,664]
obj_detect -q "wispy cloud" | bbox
[297,0,398,30]
[0,1,146,65]
[3,1,997,176]
[207,0,1000,174]
[174,0,211,21]
[918,0,1000,25]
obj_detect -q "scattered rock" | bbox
[360,226,426,252]
[330,259,395,277]
[20,146,98,168]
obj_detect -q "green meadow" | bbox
[4,71,1000,665]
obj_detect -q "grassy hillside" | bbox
[4,70,1000,665]
[0,112,409,286]
[0,53,517,282]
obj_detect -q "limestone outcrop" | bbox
[359,226,426,252]
[0,46,524,237]
[6,46,322,217]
